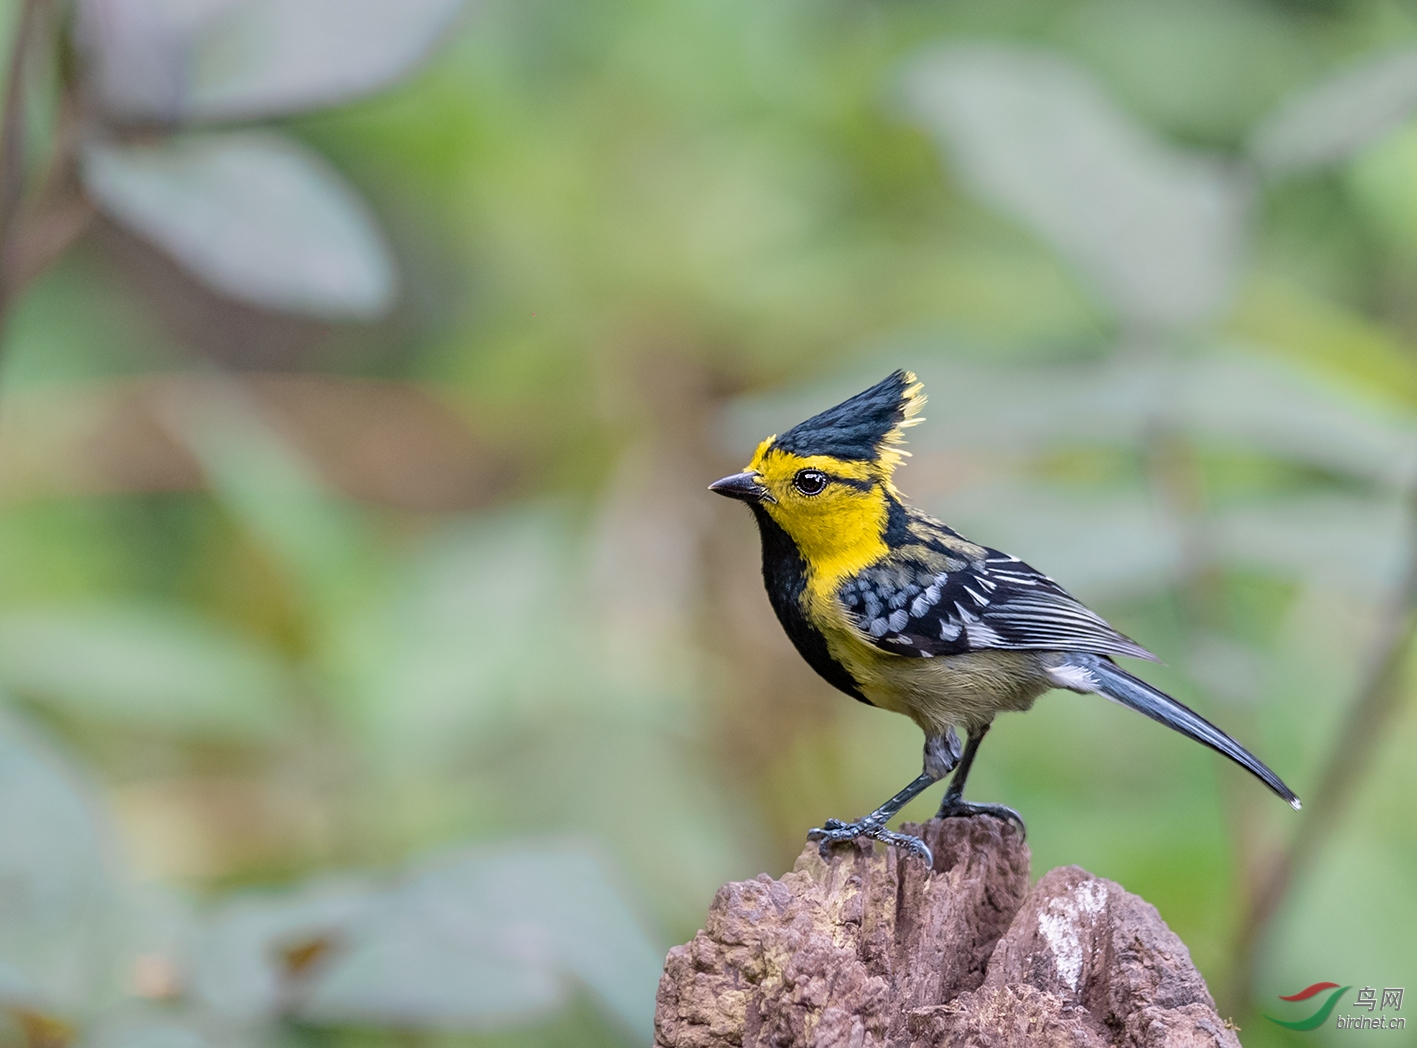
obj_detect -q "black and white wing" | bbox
[839,549,1158,662]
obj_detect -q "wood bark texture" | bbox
[654,818,1241,1048]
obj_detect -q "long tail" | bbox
[1050,652,1301,810]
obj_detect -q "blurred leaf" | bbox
[114,885,195,1000]
[298,844,662,1040]
[0,712,117,1012]
[1182,348,1417,489]
[0,605,291,738]
[1249,45,1417,178]
[83,1012,208,1048]
[1054,0,1317,143]
[190,880,373,1021]
[76,0,466,124]
[1227,275,1417,410]
[9,1008,77,1048]
[159,382,378,625]
[74,0,229,124]
[1212,492,1411,602]
[900,44,1249,331]
[484,722,755,938]
[188,0,468,122]
[343,510,604,759]
[80,132,396,319]
[1347,123,1417,252]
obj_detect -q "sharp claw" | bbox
[899,837,933,866]
[936,800,1027,840]
[872,827,933,865]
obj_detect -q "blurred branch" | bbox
[1228,485,1417,1013]
[3,85,91,293]
[0,372,515,508]
[0,0,89,335]
[3,193,92,292]
[0,0,47,257]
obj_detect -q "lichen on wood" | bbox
[654,818,1241,1048]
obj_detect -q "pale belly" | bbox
[827,629,1054,736]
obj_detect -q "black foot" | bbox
[807,817,934,865]
[935,799,1026,838]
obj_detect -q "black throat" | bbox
[748,504,871,705]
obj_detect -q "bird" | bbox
[710,369,1300,865]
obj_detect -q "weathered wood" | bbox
[655,818,1241,1048]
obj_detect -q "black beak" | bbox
[709,471,771,503]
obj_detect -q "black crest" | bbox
[773,370,925,466]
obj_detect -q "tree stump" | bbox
[654,818,1241,1048]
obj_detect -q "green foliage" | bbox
[1,1,1416,1047]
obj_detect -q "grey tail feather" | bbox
[1062,653,1301,811]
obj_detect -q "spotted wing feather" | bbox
[839,549,1157,662]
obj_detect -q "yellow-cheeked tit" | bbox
[711,370,1299,864]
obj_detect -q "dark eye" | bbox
[793,469,828,496]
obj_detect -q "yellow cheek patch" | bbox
[778,492,888,589]
[747,446,891,597]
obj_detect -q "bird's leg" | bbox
[807,729,961,865]
[935,723,1026,836]
[808,773,937,863]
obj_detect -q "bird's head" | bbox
[710,370,925,571]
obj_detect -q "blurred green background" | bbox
[0,0,1415,1045]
